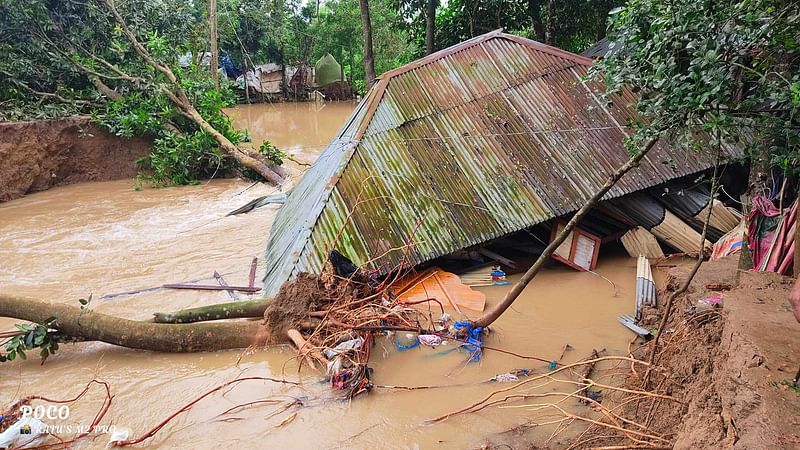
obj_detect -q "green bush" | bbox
[258,140,286,166]
[96,66,252,187]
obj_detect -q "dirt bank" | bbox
[0,116,150,202]
[614,256,800,449]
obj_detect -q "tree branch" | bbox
[103,0,177,84]
[471,136,661,328]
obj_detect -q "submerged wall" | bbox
[0,116,150,202]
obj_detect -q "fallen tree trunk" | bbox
[0,295,269,352]
[152,299,270,323]
[104,0,285,185]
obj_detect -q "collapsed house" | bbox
[261,30,740,297]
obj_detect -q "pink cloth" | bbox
[747,196,780,269]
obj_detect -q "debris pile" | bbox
[264,251,490,399]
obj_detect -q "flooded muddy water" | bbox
[0,102,668,449]
[225,101,358,167]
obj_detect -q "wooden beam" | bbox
[476,248,517,269]
[163,284,261,293]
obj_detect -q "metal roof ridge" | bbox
[378,29,506,80]
[498,34,595,66]
[376,31,595,84]
[354,31,595,141]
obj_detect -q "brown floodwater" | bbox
[0,102,667,449]
[225,101,358,167]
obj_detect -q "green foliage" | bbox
[258,140,286,165]
[1,0,263,185]
[97,69,246,186]
[217,0,298,65]
[0,318,60,365]
[596,0,799,174]
[432,0,620,55]
[306,0,417,94]
[96,92,173,139]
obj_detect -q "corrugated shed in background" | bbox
[262,30,739,296]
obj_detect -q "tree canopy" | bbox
[2,0,796,186]
[597,0,799,177]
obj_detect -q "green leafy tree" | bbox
[307,0,416,93]
[432,0,620,54]
[597,0,799,185]
[0,0,283,185]
[596,0,799,270]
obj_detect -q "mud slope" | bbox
[0,116,150,202]
[645,256,800,449]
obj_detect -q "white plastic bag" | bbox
[0,418,48,449]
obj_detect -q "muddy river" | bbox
[0,102,663,449]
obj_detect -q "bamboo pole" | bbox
[209,0,219,88]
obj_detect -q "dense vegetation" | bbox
[597,0,799,181]
[0,0,796,186]
[1,0,281,185]
[1,0,623,117]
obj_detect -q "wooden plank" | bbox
[248,257,258,288]
[476,248,517,269]
[163,284,261,293]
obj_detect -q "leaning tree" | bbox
[1,0,285,185]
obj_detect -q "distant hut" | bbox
[242,63,283,96]
[315,54,352,100]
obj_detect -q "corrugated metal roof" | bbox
[580,38,617,59]
[262,30,737,296]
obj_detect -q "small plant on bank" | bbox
[775,379,800,394]
[258,140,286,166]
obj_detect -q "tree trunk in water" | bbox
[153,299,270,323]
[359,0,376,88]
[471,137,660,329]
[104,0,284,185]
[425,0,436,55]
[0,295,270,352]
[209,0,219,88]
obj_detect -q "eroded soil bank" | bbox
[588,256,800,449]
[0,117,150,202]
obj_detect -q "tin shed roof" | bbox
[261,30,732,296]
